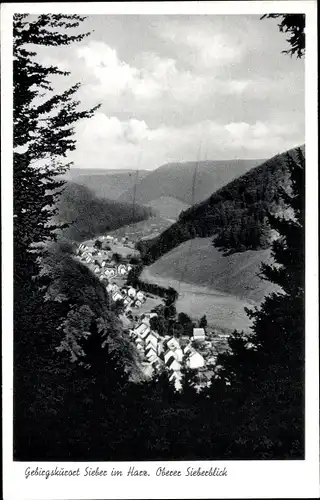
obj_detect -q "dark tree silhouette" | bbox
[13,14,100,459]
[261,14,305,58]
[216,149,305,458]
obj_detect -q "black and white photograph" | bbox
[1,1,319,499]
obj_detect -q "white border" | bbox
[1,2,319,499]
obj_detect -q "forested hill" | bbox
[55,182,153,242]
[138,145,305,264]
[118,158,263,206]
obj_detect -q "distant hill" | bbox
[139,146,305,264]
[109,215,174,243]
[55,182,152,242]
[118,159,263,206]
[62,169,150,200]
[145,196,191,220]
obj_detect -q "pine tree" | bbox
[215,149,305,457]
[14,14,99,288]
[13,14,100,459]
[199,314,208,329]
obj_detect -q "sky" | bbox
[38,15,305,171]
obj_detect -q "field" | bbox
[144,196,190,220]
[109,216,174,243]
[139,238,281,333]
[142,237,279,302]
[140,268,255,333]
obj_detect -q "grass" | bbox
[140,267,255,333]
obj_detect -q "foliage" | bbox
[199,314,208,329]
[261,14,305,58]
[214,149,305,457]
[56,182,152,241]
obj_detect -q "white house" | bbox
[104,268,116,278]
[123,297,133,307]
[145,332,158,350]
[166,337,180,351]
[119,264,129,276]
[135,299,142,308]
[193,328,206,342]
[173,348,184,363]
[127,287,137,299]
[206,355,217,366]
[164,351,181,371]
[136,291,145,302]
[169,371,183,391]
[134,323,150,338]
[112,291,124,302]
[187,352,205,370]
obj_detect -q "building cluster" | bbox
[130,317,218,391]
[76,237,146,311]
[76,233,231,392]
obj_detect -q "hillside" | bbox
[63,169,150,200]
[108,215,174,243]
[139,146,305,264]
[145,196,191,220]
[55,182,152,242]
[118,158,263,206]
[141,238,279,303]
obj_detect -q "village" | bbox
[75,233,231,391]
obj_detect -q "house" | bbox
[173,348,184,363]
[145,346,157,360]
[112,291,124,302]
[117,264,127,276]
[123,297,133,307]
[134,323,150,338]
[169,370,183,390]
[193,328,206,342]
[145,332,159,350]
[135,300,142,308]
[127,287,137,299]
[104,268,116,278]
[136,291,145,302]
[166,337,180,351]
[164,351,181,372]
[206,356,217,366]
[94,267,100,274]
[187,351,205,370]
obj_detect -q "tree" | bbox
[113,252,122,264]
[199,315,208,329]
[14,14,99,283]
[94,239,102,249]
[216,149,305,457]
[261,14,305,58]
[13,14,100,458]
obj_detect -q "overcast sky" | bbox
[39,15,305,171]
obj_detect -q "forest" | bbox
[56,181,152,241]
[138,145,304,264]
